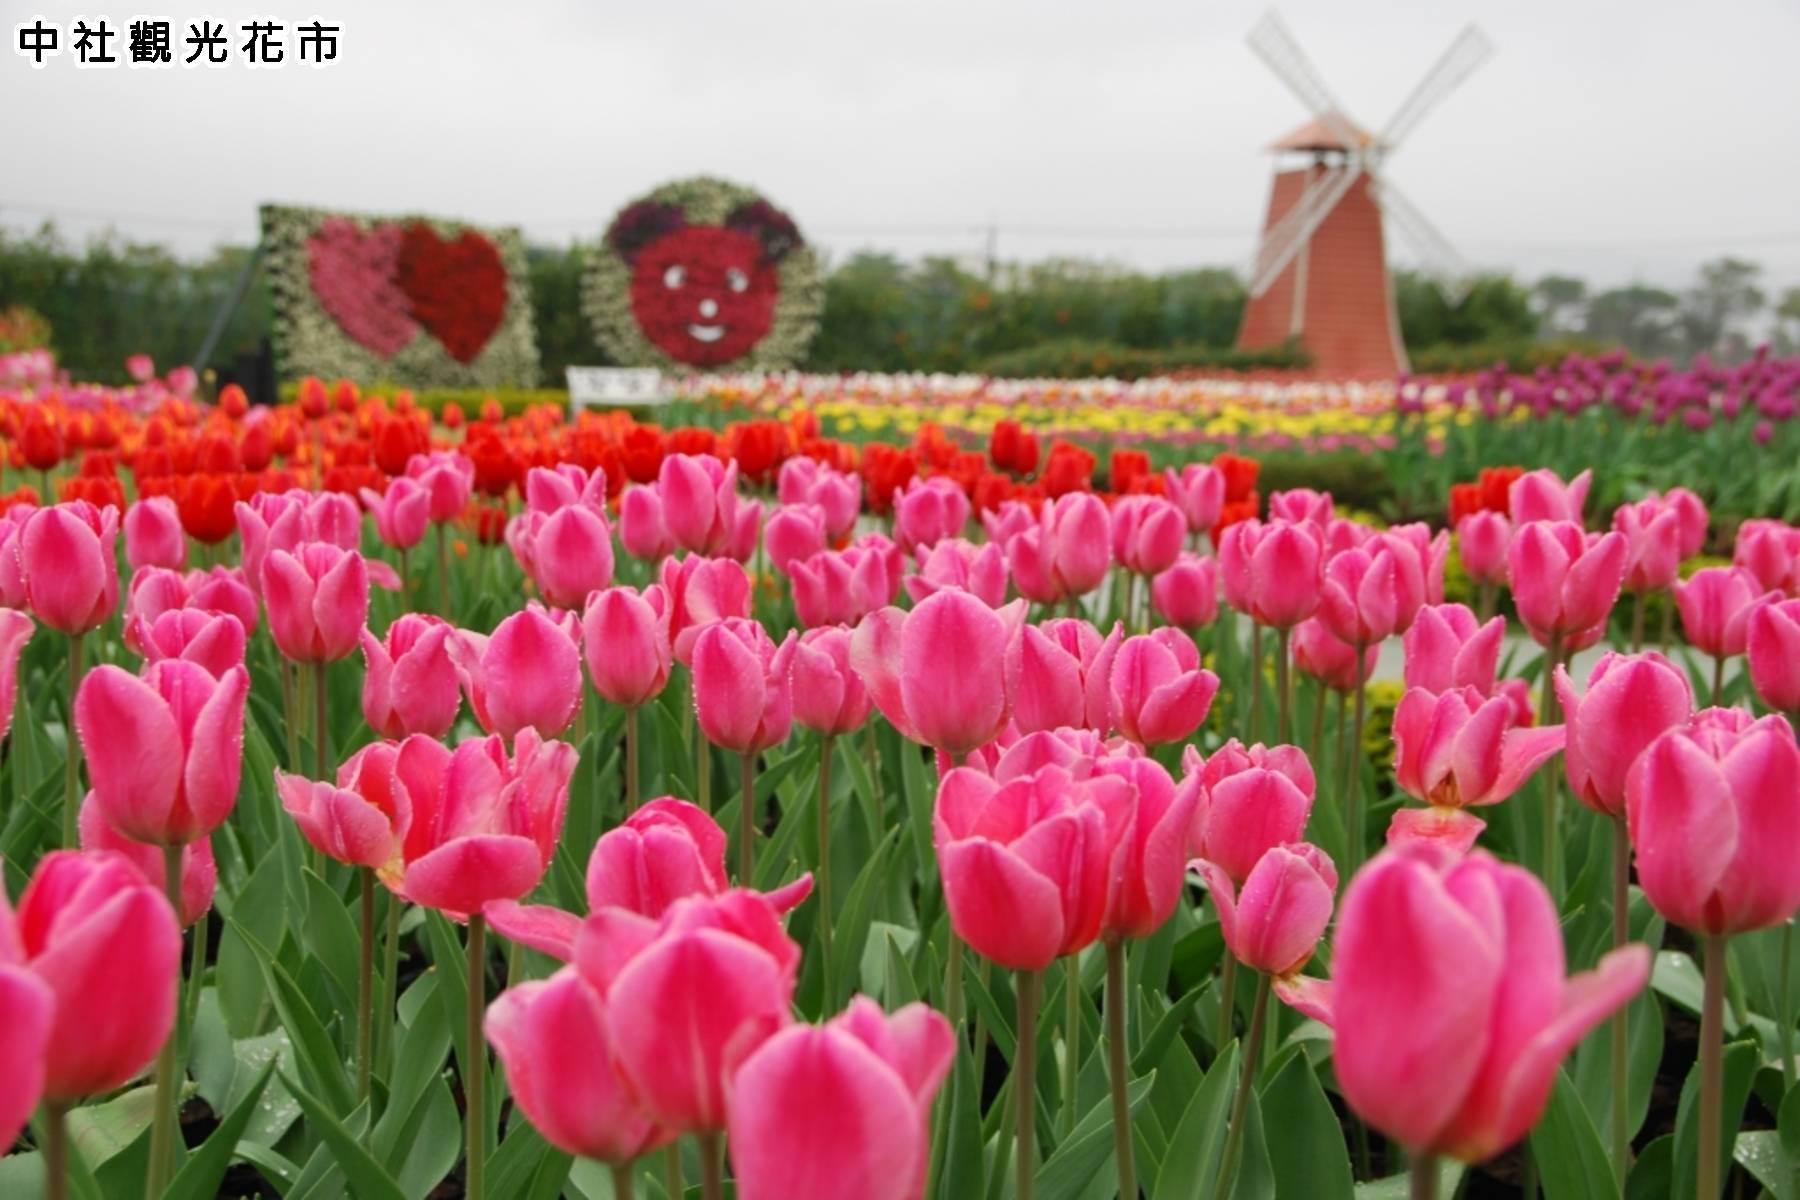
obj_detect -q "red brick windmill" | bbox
[1235,12,1494,377]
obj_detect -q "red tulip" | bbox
[727,997,954,1200]
[1627,709,1800,935]
[74,660,248,847]
[15,849,183,1103]
[933,763,1132,971]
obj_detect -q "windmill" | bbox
[1234,12,1494,377]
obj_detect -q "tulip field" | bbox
[1,349,1799,1200]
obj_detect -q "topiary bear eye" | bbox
[663,265,686,289]
[726,268,748,294]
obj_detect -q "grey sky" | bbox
[5,0,1799,291]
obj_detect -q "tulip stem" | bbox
[182,901,207,1053]
[738,750,757,882]
[1780,920,1796,1097]
[1105,940,1137,1200]
[1711,654,1725,707]
[1274,626,1293,745]
[1346,664,1369,882]
[946,934,965,1027]
[817,735,834,998]
[1063,955,1080,1137]
[314,660,330,781]
[1608,817,1634,1178]
[466,914,487,1200]
[436,523,451,617]
[1216,954,1238,1052]
[379,892,401,1081]
[1309,680,1326,771]
[1408,1150,1439,1200]
[663,1144,683,1200]
[1247,623,1264,744]
[62,631,84,848]
[1699,933,1727,1200]
[625,706,641,812]
[44,1103,69,1200]
[358,868,375,1104]
[398,547,410,611]
[699,1132,724,1200]
[1016,969,1042,1200]
[611,1161,635,1200]
[146,844,184,1198]
[1477,581,1497,623]
[1214,970,1272,1200]
[698,739,711,814]
[1538,639,1563,899]
[1629,591,1646,654]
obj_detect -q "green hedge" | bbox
[275,382,567,419]
[973,338,1309,380]
[1407,337,1610,375]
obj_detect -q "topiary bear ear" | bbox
[607,202,688,265]
[724,201,803,264]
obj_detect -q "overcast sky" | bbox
[5,0,1799,291]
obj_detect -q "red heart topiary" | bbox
[395,223,508,364]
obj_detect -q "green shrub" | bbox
[974,338,1308,380]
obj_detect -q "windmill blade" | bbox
[1378,24,1494,152]
[1371,174,1475,304]
[1247,11,1367,153]
[1247,161,1364,296]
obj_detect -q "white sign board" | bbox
[566,367,666,408]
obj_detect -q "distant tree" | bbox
[1679,256,1765,360]
[527,242,596,379]
[1584,285,1682,359]
[1395,271,1539,347]
[1773,285,1800,353]
[1533,274,1588,334]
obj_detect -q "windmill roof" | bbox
[1270,114,1381,153]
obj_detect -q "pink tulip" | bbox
[1627,709,1800,935]
[778,457,861,540]
[764,504,828,576]
[1006,618,1112,735]
[1734,518,1800,594]
[1749,598,1800,713]
[1108,628,1220,746]
[278,767,407,872]
[359,477,431,552]
[125,353,155,382]
[1653,487,1709,558]
[1151,554,1219,629]
[791,626,873,736]
[0,505,35,607]
[19,502,119,635]
[852,593,1027,758]
[16,849,183,1102]
[1197,843,1335,987]
[727,997,954,1200]
[619,485,676,562]
[1111,495,1185,576]
[1675,566,1773,660]
[405,450,475,522]
[662,554,752,664]
[1164,464,1225,535]
[1322,843,1649,1161]
[124,496,187,570]
[525,464,607,516]
[1554,652,1693,819]
[126,566,258,643]
[574,889,801,1132]
[0,608,33,739]
[933,763,1133,970]
[262,542,371,662]
[693,618,798,754]
[77,797,216,928]
[1402,603,1533,724]
[1218,518,1322,629]
[74,660,248,846]
[790,542,896,629]
[1008,492,1114,606]
[512,504,616,610]
[1320,533,1427,646]
[1189,740,1315,879]
[905,538,1007,608]
[454,608,584,740]
[0,926,50,1149]
[581,585,673,709]
[893,477,969,553]
[134,608,247,678]
[1268,488,1333,528]
[1455,511,1513,589]
[360,615,462,738]
[486,967,666,1164]
[388,729,575,917]
[658,453,740,556]
[1387,686,1566,853]
[1508,467,1591,525]
[1507,521,1627,650]
[1291,617,1378,693]
[981,500,1038,548]
[1612,498,1685,593]
[1097,754,1199,940]
[725,498,763,564]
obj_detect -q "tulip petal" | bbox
[484,900,582,962]
[74,666,183,845]
[937,838,1065,972]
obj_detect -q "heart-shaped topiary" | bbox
[395,223,509,364]
[305,218,419,358]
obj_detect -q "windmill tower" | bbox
[1235,13,1494,377]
